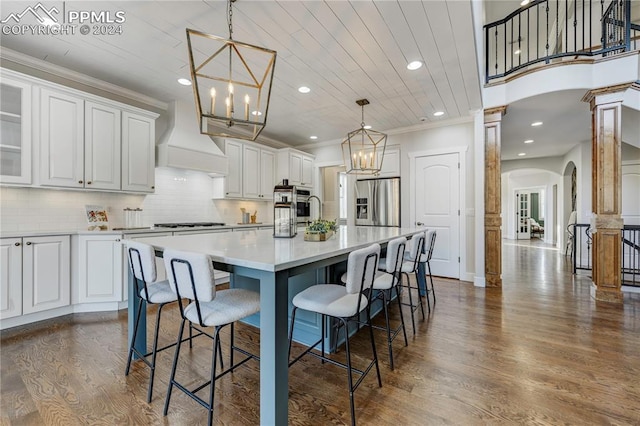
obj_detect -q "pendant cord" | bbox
[228,0,234,40]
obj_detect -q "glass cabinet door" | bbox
[0,75,32,184]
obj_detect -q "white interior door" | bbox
[516,191,530,239]
[414,153,460,278]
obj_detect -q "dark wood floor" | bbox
[2,240,640,425]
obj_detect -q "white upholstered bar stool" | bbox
[399,232,426,335]
[125,241,183,403]
[288,243,383,426]
[371,236,408,370]
[162,249,260,426]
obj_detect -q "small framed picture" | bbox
[85,205,109,230]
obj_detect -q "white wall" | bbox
[306,119,477,282]
[0,167,273,232]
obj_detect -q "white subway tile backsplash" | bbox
[1,168,275,232]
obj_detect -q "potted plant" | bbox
[304,219,338,241]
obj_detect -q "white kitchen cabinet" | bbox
[77,234,123,304]
[39,87,85,188]
[85,101,121,190]
[243,145,260,199]
[243,145,275,200]
[276,148,315,188]
[0,238,23,319]
[0,74,32,185]
[378,148,400,177]
[213,140,275,200]
[301,155,313,187]
[122,111,156,193]
[260,149,275,199]
[22,235,71,315]
[224,140,243,198]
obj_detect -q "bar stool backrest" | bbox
[344,243,380,297]
[127,241,158,283]
[164,249,215,303]
[407,232,425,261]
[384,237,407,274]
[426,230,437,262]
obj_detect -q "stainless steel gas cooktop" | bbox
[153,222,226,228]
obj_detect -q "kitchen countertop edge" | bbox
[0,223,273,239]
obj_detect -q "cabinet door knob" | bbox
[416,222,424,226]
[26,242,32,245]
[87,181,92,185]
[151,186,155,189]
[78,180,83,184]
[14,242,20,246]
[115,239,121,242]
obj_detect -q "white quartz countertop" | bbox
[127,225,422,272]
[0,223,271,239]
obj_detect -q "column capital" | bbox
[484,106,507,122]
[581,83,633,108]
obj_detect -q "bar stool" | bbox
[125,241,183,403]
[162,249,260,426]
[399,232,426,335]
[416,230,437,307]
[288,243,382,426]
[371,236,408,370]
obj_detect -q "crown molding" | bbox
[0,47,169,111]
[297,115,475,150]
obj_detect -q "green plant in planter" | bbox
[305,219,337,234]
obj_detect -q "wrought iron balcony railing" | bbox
[484,0,638,83]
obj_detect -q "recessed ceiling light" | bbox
[363,125,372,130]
[251,110,262,116]
[531,121,543,126]
[298,86,311,93]
[433,111,445,117]
[514,49,521,55]
[309,136,318,140]
[177,78,192,86]
[524,139,534,144]
[407,61,423,71]
[520,0,530,6]
[518,152,526,156]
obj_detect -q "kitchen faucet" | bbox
[307,195,323,221]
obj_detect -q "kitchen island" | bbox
[129,225,424,425]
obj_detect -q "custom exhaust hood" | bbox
[157,100,229,175]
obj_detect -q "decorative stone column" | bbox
[484,106,507,288]
[582,84,630,304]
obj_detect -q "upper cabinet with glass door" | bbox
[0,73,32,184]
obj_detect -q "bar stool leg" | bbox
[147,302,167,403]
[366,305,382,388]
[125,297,144,376]
[163,317,186,416]
[287,307,298,364]
[381,289,394,370]
[208,327,222,426]
[428,262,436,305]
[395,284,408,347]
[402,272,416,335]
[340,317,356,426]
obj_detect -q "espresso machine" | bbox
[273,180,297,238]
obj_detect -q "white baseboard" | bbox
[73,302,122,313]
[622,285,640,294]
[474,276,486,287]
[0,305,73,330]
[460,272,475,283]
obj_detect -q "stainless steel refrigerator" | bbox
[355,177,400,227]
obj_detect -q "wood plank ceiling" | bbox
[0,0,483,147]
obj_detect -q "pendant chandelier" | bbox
[186,0,277,141]
[341,99,387,174]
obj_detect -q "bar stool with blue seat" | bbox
[398,232,426,335]
[125,240,183,403]
[416,230,437,308]
[288,243,382,426]
[162,248,260,426]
